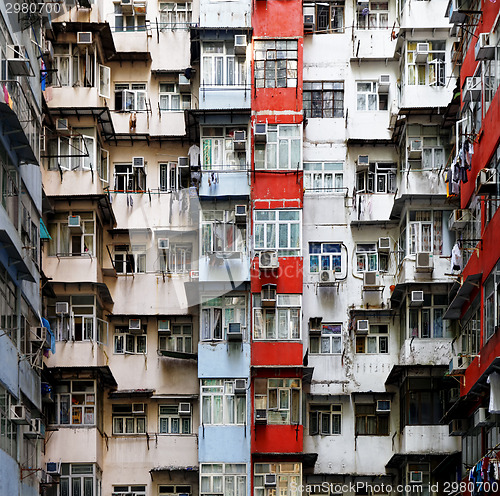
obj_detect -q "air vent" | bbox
[319,270,336,285]
[415,43,429,63]
[357,155,369,171]
[376,400,391,412]
[178,156,189,167]
[303,5,315,32]
[158,319,171,333]
[133,157,145,168]
[261,284,277,306]
[255,409,267,424]
[56,118,69,131]
[179,73,191,92]
[265,475,277,487]
[476,168,497,195]
[132,403,145,414]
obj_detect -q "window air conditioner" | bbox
[178,403,191,415]
[120,0,133,13]
[227,322,243,341]
[158,319,171,333]
[357,154,369,171]
[378,74,390,93]
[476,168,497,195]
[259,251,279,270]
[178,73,191,93]
[449,418,468,436]
[415,252,433,273]
[319,270,336,285]
[410,471,423,483]
[10,405,31,425]
[178,156,189,167]
[463,76,481,103]
[303,5,315,33]
[55,302,69,315]
[234,35,247,55]
[129,319,142,332]
[255,409,267,424]
[475,33,495,61]
[410,290,425,306]
[376,400,391,412]
[448,209,471,230]
[43,40,54,60]
[68,215,81,228]
[132,403,146,414]
[56,118,69,131]
[77,32,93,44]
[254,123,267,143]
[309,317,322,334]
[261,285,277,306]
[356,320,369,334]
[46,462,61,475]
[133,157,145,168]
[234,379,247,394]
[449,356,469,374]
[474,407,493,427]
[265,475,277,486]
[233,130,246,151]
[235,205,247,221]
[158,238,170,250]
[408,139,422,159]
[363,271,379,288]
[415,43,429,64]
[378,237,391,252]
[7,45,31,76]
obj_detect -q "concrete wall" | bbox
[198,343,251,378]
[398,425,460,454]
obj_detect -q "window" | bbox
[254,39,298,88]
[309,242,342,273]
[0,385,17,458]
[114,3,146,32]
[355,324,389,353]
[48,211,96,256]
[112,404,147,434]
[303,82,344,118]
[254,378,301,425]
[461,305,480,356]
[406,41,446,86]
[356,81,387,111]
[159,1,192,27]
[312,1,345,33]
[202,41,247,87]
[159,323,192,353]
[201,296,246,341]
[0,266,17,345]
[356,163,396,194]
[113,486,146,496]
[254,463,301,495]
[356,243,388,272]
[253,294,301,341]
[114,244,146,274]
[309,323,342,354]
[404,209,450,255]
[114,326,147,354]
[159,486,192,496]
[201,127,248,170]
[52,44,96,87]
[405,464,430,495]
[54,380,96,426]
[401,377,447,425]
[159,404,191,434]
[309,404,342,435]
[114,83,147,111]
[201,210,246,255]
[405,125,446,170]
[159,83,191,111]
[114,163,146,192]
[254,210,301,256]
[304,162,343,193]
[159,162,190,192]
[201,464,246,496]
[201,379,246,425]
[254,124,301,170]
[355,402,389,435]
[407,294,451,339]
[59,464,98,496]
[47,128,96,172]
[357,1,388,29]
[484,273,497,343]
[158,243,192,274]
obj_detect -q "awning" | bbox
[109,389,155,399]
[46,366,118,388]
[150,466,198,473]
[40,218,51,239]
[386,452,459,469]
[444,273,482,320]
[158,350,197,360]
[252,452,318,468]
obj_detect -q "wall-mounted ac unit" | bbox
[158,319,171,333]
[67,215,82,232]
[475,33,495,61]
[233,130,246,151]
[415,252,433,273]
[415,43,429,64]
[179,73,191,93]
[120,0,134,13]
[132,403,146,414]
[77,32,93,44]
[378,237,391,252]
[235,205,247,221]
[449,418,468,436]
[10,405,31,425]
[56,118,69,131]
[303,4,315,32]
[408,139,422,159]
[449,356,469,374]
[178,156,189,167]
[55,302,69,315]
[309,317,322,334]
[410,290,424,306]
[158,238,170,250]
[46,462,61,475]
[190,270,199,279]
[409,471,423,483]
[356,320,369,334]
[357,154,369,171]
[129,319,142,333]
[227,322,243,341]
[254,123,267,143]
[319,270,336,285]
[261,284,277,306]
[378,74,390,93]
[178,403,191,415]
[259,251,278,270]
[463,76,481,103]
[447,0,467,24]
[363,271,379,288]
[7,45,31,76]
[476,168,497,195]
[376,400,391,412]
[255,409,267,424]
[133,156,145,168]
[264,475,277,486]
[234,379,247,394]
[234,35,247,55]
[448,209,471,230]
[474,407,493,427]
[43,40,54,60]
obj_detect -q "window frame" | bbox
[356,81,388,111]
[159,82,190,111]
[406,40,446,87]
[54,380,96,426]
[304,162,344,193]
[253,294,301,341]
[59,463,98,496]
[303,81,344,118]
[201,295,247,341]
[114,3,147,32]
[159,323,193,353]
[254,378,301,425]
[254,39,298,89]
[158,404,192,434]
[114,83,147,111]
[355,323,389,354]
[113,244,147,274]
[309,404,342,435]
[201,209,246,255]
[354,402,390,436]
[200,379,247,425]
[113,163,146,192]
[254,209,301,256]
[201,126,248,170]
[159,1,193,27]
[309,323,342,354]
[357,0,389,29]
[200,463,247,496]
[201,41,247,87]
[112,404,147,435]
[406,294,450,339]
[114,325,147,355]
[309,242,343,273]
[314,1,345,33]
[254,124,302,170]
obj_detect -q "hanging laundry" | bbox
[188,144,200,167]
[450,242,462,272]
[487,372,500,413]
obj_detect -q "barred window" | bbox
[303,82,344,118]
[254,39,298,89]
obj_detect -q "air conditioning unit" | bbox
[234,35,247,55]
[449,356,469,374]
[259,251,279,270]
[378,237,391,252]
[254,123,267,143]
[415,43,429,64]
[303,4,315,32]
[55,302,69,315]
[474,407,493,427]
[129,319,142,333]
[233,130,246,151]
[408,139,422,159]
[261,285,277,306]
[77,32,92,44]
[178,403,191,415]
[463,76,482,103]
[448,209,471,230]
[357,154,369,171]
[120,0,133,13]
[447,0,467,24]
[378,74,390,93]
[255,409,267,424]
[178,156,189,167]
[319,270,336,285]
[356,320,369,334]
[475,33,495,61]
[410,290,425,306]
[158,238,170,250]
[43,40,54,60]
[235,205,247,221]
[7,45,31,76]
[227,322,243,341]
[133,156,145,168]
[363,271,379,288]
[265,475,277,487]
[409,471,423,483]
[56,118,69,131]
[132,403,146,414]
[68,215,82,231]
[415,252,433,273]
[158,319,171,333]
[179,73,191,93]
[234,379,247,394]
[10,405,31,425]
[449,418,468,436]
[25,418,45,439]
[309,317,322,334]
[376,400,391,412]
[476,168,497,195]
[46,462,61,475]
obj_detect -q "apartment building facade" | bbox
[2,0,500,495]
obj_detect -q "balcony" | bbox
[199,85,251,110]
[399,338,453,366]
[46,86,106,109]
[43,254,105,285]
[396,425,460,455]
[198,168,250,199]
[111,111,186,137]
[47,339,109,369]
